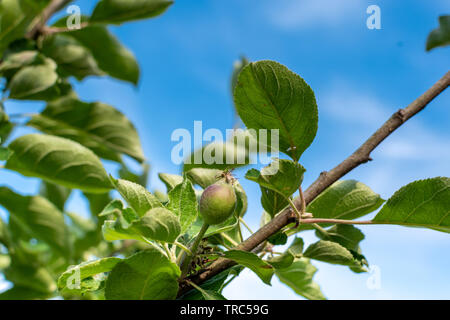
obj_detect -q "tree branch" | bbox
[178,71,450,297]
[26,0,73,39]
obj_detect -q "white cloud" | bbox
[265,0,363,30]
[320,80,390,125]
[317,78,449,198]
[378,122,450,161]
[320,79,450,162]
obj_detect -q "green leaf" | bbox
[29,96,144,162]
[246,158,305,198]
[267,231,287,245]
[8,58,58,99]
[167,178,198,233]
[102,206,180,243]
[315,226,369,273]
[99,199,124,217]
[102,219,142,242]
[105,249,180,300]
[234,60,318,160]
[39,181,71,211]
[0,216,12,248]
[112,178,162,216]
[373,177,450,232]
[4,262,57,294]
[188,282,226,300]
[267,252,293,270]
[58,257,122,294]
[131,207,181,243]
[183,141,251,172]
[119,163,149,187]
[0,119,14,145]
[154,190,168,203]
[303,240,364,270]
[84,191,112,216]
[159,172,183,191]
[0,254,10,271]
[275,258,326,300]
[316,224,365,253]
[41,34,104,80]
[260,187,288,218]
[0,50,40,78]
[187,214,238,239]
[5,134,112,193]
[0,146,12,160]
[0,187,70,257]
[179,266,241,300]
[0,286,52,300]
[54,17,139,84]
[186,168,222,189]
[267,237,303,269]
[223,250,274,285]
[68,211,97,233]
[293,180,384,232]
[231,56,249,96]
[286,237,304,257]
[91,0,173,25]
[4,240,58,293]
[426,15,450,51]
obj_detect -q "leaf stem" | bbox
[287,197,301,219]
[174,241,192,255]
[298,185,306,215]
[185,280,206,295]
[142,238,167,257]
[180,222,209,278]
[164,243,175,262]
[237,221,243,242]
[220,232,239,247]
[310,223,330,239]
[301,218,374,225]
[239,217,254,234]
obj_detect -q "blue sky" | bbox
[1,0,449,299]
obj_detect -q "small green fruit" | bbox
[199,182,237,225]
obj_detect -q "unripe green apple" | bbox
[199,181,237,225]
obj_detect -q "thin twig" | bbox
[41,22,90,35]
[301,218,374,225]
[177,70,450,297]
[298,186,306,215]
[26,0,73,39]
